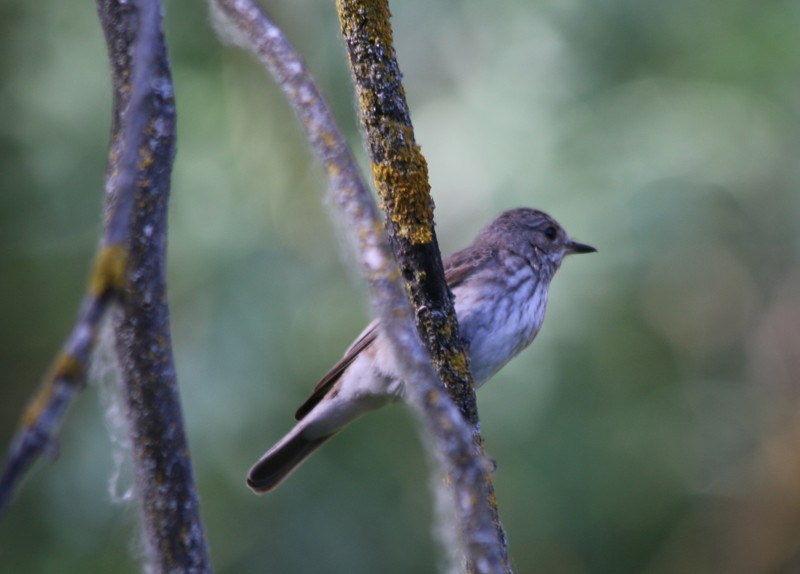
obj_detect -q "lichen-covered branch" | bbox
[1,1,210,571]
[0,288,115,515]
[335,1,510,571]
[0,0,152,517]
[209,1,507,572]
[335,0,478,421]
[97,0,211,571]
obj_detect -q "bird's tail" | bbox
[246,424,335,493]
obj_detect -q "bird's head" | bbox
[479,208,597,270]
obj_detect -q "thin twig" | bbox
[210,1,507,572]
[0,0,152,515]
[0,292,114,514]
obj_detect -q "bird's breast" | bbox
[454,260,549,386]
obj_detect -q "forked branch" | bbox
[0,1,210,571]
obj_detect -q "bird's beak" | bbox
[566,240,597,255]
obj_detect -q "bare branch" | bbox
[2,1,211,571]
[210,1,507,572]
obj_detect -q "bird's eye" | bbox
[544,226,557,241]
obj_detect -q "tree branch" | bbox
[0,288,114,514]
[335,1,510,571]
[0,0,151,516]
[1,1,211,571]
[97,0,211,571]
[335,0,479,421]
[210,1,507,572]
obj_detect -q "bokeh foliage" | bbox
[1,0,799,572]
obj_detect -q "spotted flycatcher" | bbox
[247,207,596,492]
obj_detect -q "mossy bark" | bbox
[336,1,511,572]
[335,0,481,442]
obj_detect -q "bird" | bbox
[247,207,596,492]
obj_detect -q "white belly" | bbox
[454,264,549,386]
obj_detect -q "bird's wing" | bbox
[444,245,495,288]
[294,321,379,420]
[294,247,495,421]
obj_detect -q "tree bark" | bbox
[98,0,211,570]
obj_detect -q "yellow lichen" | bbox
[486,487,498,510]
[52,352,83,381]
[446,350,470,377]
[373,157,433,244]
[90,244,129,296]
[325,161,342,178]
[337,0,436,245]
[22,353,83,426]
[319,129,337,150]
[337,0,395,51]
[22,383,54,427]
[386,266,402,282]
[426,388,440,406]
[137,147,154,170]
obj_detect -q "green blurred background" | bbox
[2,0,799,572]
